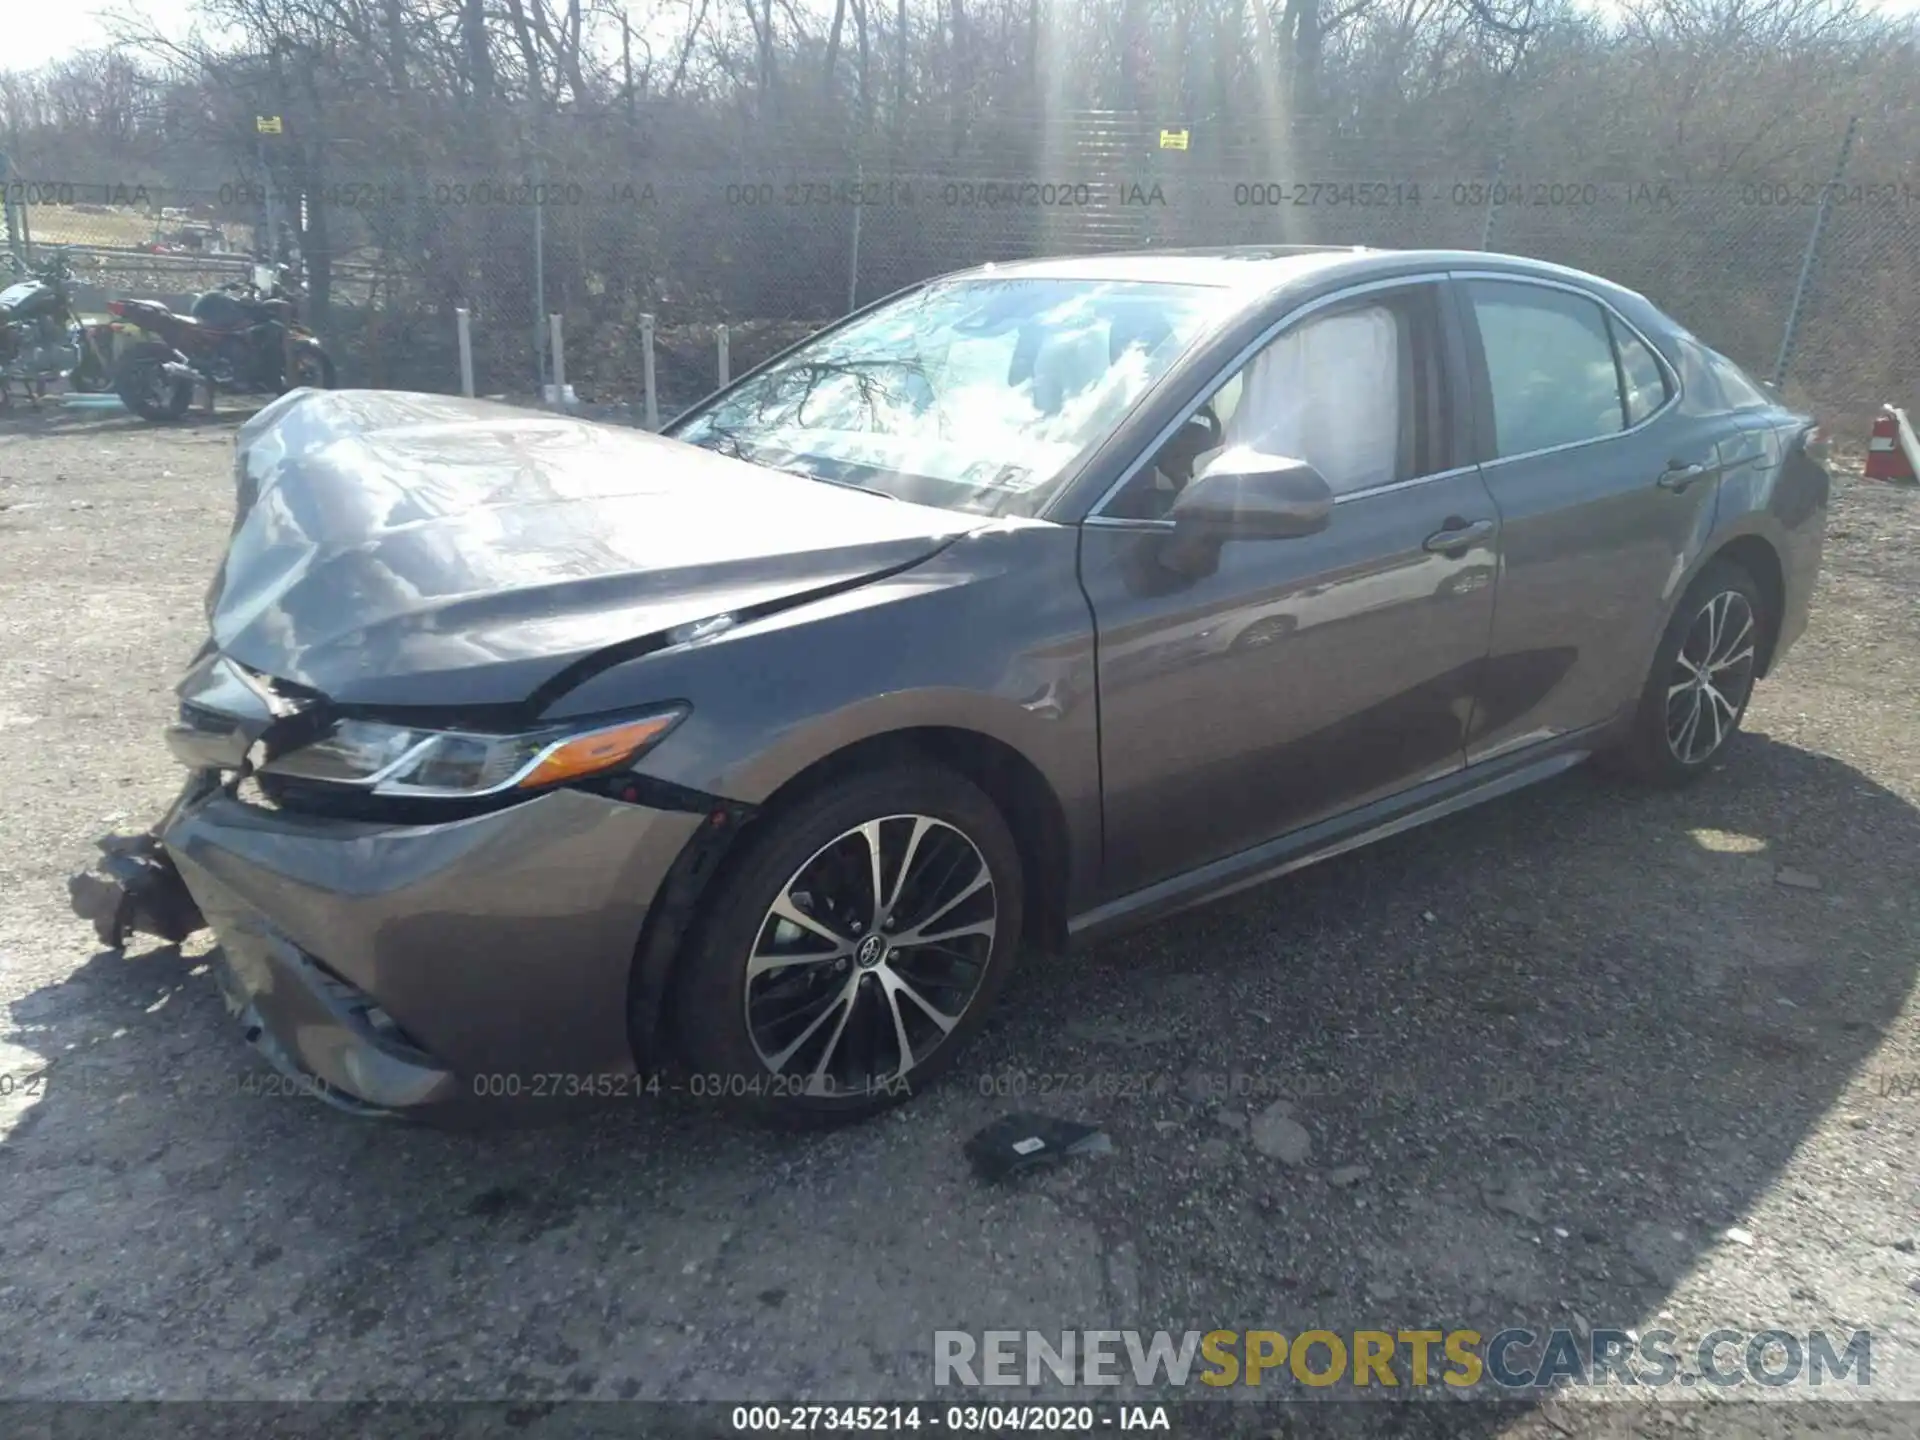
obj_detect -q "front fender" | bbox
[702,682,1079,809]
[541,522,1106,909]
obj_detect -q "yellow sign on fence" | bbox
[1159,128,1190,150]
[256,115,283,134]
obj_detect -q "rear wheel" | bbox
[1612,557,1766,786]
[115,341,193,421]
[67,348,113,393]
[285,342,335,392]
[669,763,1024,1124]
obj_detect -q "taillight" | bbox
[107,300,126,317]
[1800,422,1828,461]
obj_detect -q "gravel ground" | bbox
[1,404,1916,1438]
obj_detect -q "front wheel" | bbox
[114,341,193,421]
[669,764,1025,1124]
[1611,557,1767,786]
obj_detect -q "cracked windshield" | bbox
[673,278,1233,515]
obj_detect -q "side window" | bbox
[1610,317,1671,427]
[1467,280,1625,456]
[1105,286,1441,519]
[1218,302,1407,495]
[1211,370,1244,430]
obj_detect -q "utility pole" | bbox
[1773,115,1859,391]
[622,13,635,123]
[255,114,284,262]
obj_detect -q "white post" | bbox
[455,308,474,398]
[717,324,730,389]
[846,161,863,312]
[548,312,565,404]
[641,313,658,429]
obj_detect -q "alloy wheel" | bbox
[1665,589,1757,765]
[136,360,178,409]
[743,814,997,1096]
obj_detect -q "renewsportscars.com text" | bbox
[933,1327,1872,1391]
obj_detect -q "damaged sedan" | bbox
[70,246,1829,1122]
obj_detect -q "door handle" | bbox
[1657,461,1709,491]
[1423,517,1496,553]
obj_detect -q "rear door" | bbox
[1454,274,1749,763]
[1079,277,1500,899]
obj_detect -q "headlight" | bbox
[257,708,686,798]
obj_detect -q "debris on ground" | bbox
[964,1113,1112,1182]
[1249,1102,1312,1164]
[1484,1175,1548,1224]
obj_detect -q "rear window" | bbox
[1674,333,1770,416]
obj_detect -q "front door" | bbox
[1079,279,1501,900]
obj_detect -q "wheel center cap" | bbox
[855,933,890,970]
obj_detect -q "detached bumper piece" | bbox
[66,832,207,951]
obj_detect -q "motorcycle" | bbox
[0,247,115,406]
[109,262,336,422]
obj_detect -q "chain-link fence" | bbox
[6,111,1917,429]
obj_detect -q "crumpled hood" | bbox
[208,389,977,708]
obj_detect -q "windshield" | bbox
[669,277,1234,516]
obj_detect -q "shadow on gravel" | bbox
[977,730,1918,1429]
[4,733,1914,1429]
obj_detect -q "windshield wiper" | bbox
[717,439,905,501]
[809,475,903,501]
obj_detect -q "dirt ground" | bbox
[0,403,1916,1438]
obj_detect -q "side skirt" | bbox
[1066,729,1607,948]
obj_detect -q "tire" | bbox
[285,342,335,392]
[669,763,1025,1124]
[1611,557,1767,786]
[115,342,193,421]
[67,351,113,394]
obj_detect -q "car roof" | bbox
[935,245,1649,308]
[939,246,1370,290]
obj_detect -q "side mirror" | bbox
[1168,447,1335,541]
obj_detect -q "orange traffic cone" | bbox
[1864,406,1918,483]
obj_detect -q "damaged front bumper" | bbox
[68,829,207,952]
[68,649,287,953]
[70,768,709,1120]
